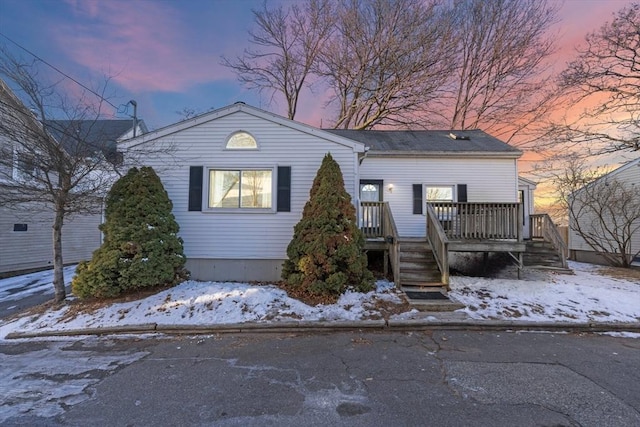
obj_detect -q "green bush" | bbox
[282,153,373,296]
[72,167,188,298]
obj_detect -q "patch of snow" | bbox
[448,261,640,323]
[1,261,639,341]
[599,332,640,339]
[0,340,148,423]
[0,265,76,303]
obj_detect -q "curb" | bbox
[5,319,640,339]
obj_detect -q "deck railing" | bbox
[428,202,523,241]
[382,202,400,285]
[359,201,400,284]
[530,214,568,268]
[360,201,385,239]
[425,203,450,286]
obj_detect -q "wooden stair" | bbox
[523,240,573,274]
[398,239,463,311]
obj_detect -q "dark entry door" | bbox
[359,180,383,233]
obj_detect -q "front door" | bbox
[359,180,383,233]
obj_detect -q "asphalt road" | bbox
[1,330,639,426]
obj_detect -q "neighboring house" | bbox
[568,157,640,267]
[0,79,146,275]
[121,103,566,286]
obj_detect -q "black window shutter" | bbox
[413,184,423,214]
[457,184,468,202]
[277,166,291,212]
[188,166,203,211]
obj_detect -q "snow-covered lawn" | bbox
[449,262,640,324]
[1,261,639,340]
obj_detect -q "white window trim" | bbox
[224,130,260,151]
[204,166,276,213]
[424,184,457,202]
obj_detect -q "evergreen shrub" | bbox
[282,153,374,297]
[72,167,188,298]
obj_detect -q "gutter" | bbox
[365,151,522,159]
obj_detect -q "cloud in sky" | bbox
[1,0,633,132]
[55,0,237,93]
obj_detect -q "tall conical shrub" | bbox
[282,153,373,296]
[72,167,188,298]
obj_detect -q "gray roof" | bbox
[324,129,521,155]
[46,119,145,162]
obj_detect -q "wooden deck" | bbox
[361,201,528,286]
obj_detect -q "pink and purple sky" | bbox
[0,0,634,131]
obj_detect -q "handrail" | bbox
[358,201,400,285]
[382,202,400,285]
[428,202,522,241]
[425,203,450,287]
[530,214,568,268]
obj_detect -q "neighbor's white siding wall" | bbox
[360,156,518,236]
[0,205,101,274]
[568,161,640,259]
[138,110,358,262]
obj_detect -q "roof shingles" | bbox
[324,129,521,155]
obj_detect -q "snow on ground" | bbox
[449,261,640,324]
[0,261,639,340]
[0,265,76,303]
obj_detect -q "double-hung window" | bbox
[425,185,455,222]
[208,169,272,209]
[425,185,454,202]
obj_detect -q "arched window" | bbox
[226,131,258,149]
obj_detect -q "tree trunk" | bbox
[52,209,66,302]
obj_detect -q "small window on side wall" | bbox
[225,131,258,149]
[425,185,454,202]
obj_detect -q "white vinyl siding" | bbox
[360,156,518,236]
[0,205,101,274]
[133,110,360,261]
[568,160,640,258]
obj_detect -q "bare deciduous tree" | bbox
[0,48,125,302]
[556,158,640,268]
[552,2,640,156]
[221,0,334,120]
[318,0,455,129]
[445,0,560,143]
[225,0,561,135]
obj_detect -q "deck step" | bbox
[523,240,570,271]
[397,239,443,287]
[401,288,464,312]
[400,270,441,282]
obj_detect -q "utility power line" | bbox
[0,32,123,113]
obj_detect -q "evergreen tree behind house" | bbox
[282,153,373,297]
[73,167,188,298]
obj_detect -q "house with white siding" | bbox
[0,78,145,276]
[568,157,640,267]
[121,103,564,287]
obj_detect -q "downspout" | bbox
[129,100,138,138]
